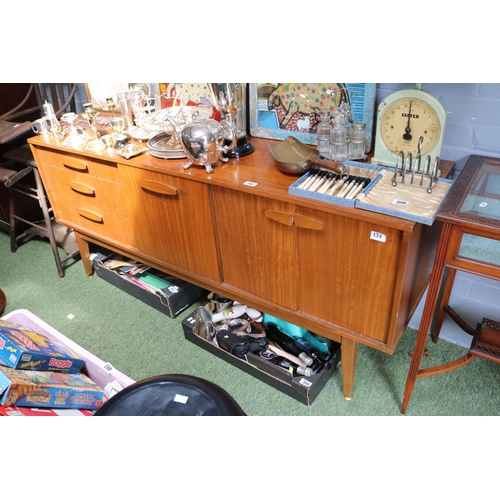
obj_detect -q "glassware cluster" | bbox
[316,101,368,161]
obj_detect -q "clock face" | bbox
[379,97,441,157]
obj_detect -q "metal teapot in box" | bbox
[165,115,237,174]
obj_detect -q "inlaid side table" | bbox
[402,154,500,414]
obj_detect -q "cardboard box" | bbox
[181,307,341,406]
[355,169,454,225]
[2,310,135,394]
[0,405,93,416]
[0,319,84,374]
[93,252,206,318]
[0,365,105,410]
[289,161,454,226]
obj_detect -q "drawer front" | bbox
[40,149,121,183]
[53,198,137,248]
[38,162,128,217]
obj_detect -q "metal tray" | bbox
[147,132,186,159]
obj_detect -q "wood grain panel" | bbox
[213,187,298,309]
[121,168,221,282]
[33,157,128,216]
[296,206,403,343]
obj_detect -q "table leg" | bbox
[433,268,457,343]
[341,337,359,400]
[401,222,452,414]
[74,232,93,276]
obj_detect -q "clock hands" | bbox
[403,101,412,140]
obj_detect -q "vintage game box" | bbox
[0,405,93,416]
[0,319,84,374]
[0,365,104,410]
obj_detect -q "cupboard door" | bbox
[213,187,297,309]
[296,207,404,344]
[122,168,221,282]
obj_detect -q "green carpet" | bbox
[1,230,499,417]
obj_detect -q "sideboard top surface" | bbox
[28,135,418,232]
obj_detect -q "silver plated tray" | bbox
[129,126,158,141]
[147,132,186,159]
[138,105,213,135]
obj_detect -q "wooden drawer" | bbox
[52,197,137,248]
[38,149,121,184]
[38,162,128,217]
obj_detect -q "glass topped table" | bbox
[402,155,500,414]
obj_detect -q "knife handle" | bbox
[308,156,345,174]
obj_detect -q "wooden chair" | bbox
[0,84,80,278]
[1,83,78,122]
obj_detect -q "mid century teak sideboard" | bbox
[28,134,444,400]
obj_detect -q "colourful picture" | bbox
[249,83,377,149]
[255,83,347,133]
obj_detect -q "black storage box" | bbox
[181,307,341,406]
[93,252,206,318]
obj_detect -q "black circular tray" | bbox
[94,374,245,416]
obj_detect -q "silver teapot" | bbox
[165,115,237,174]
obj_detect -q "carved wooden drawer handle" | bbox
[77,208,103,223]
[293,214,324,231]
[62,158,89,172]
[139,180,178,196]
[68,181,95,196]
[264,209,293,226]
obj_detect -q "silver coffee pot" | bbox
[165,116,237,174]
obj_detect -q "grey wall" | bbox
[378,83,500,345]
[376,83,500,168]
